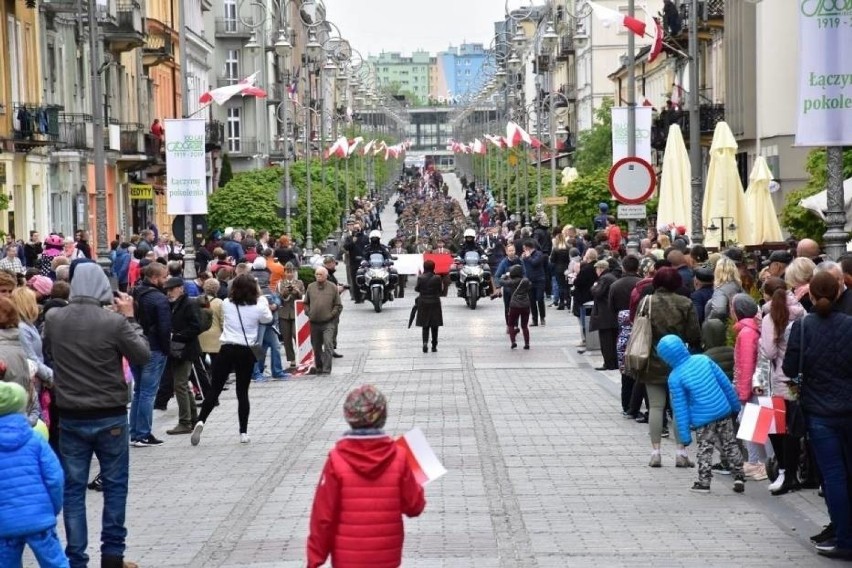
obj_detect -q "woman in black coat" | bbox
[572,249,600,348]
[415,259,443,353]
[550,235,573,310]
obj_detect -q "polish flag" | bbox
[529,136,545,149]
[325,136,349,159]
[484,134,506,149]
[647,14,664,63]
[347,136,364,156]
[758,396,787,435]
[396,427,447,486]
[362,139,376,156]
[736,403,775,444]
[506,121,533,148]
[199,71,260,105]
[374,140,388,156]
[587,1,646,37]
[472,139,487,155]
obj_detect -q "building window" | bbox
[225,50,239,82]
[227,107,241,153]
[223,0,237,32]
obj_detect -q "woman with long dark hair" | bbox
[191,274,272,446]
[783,272,852,559]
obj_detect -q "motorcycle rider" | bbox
[343,221,369,303]
[356,230,397,302]
[452,228,491,296]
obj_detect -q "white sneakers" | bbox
[190,422,204,446]
[240,433,250,444]
[768,470,786,492]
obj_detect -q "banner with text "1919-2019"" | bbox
[165,118,208,215]
[795,0,852,146]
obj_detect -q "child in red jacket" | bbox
[307,385,426,568]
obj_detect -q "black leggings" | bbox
[421,326,439,346]
[197,344,255,433]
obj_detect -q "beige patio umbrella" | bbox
[743,156,783,245]
[657,124,692,237]
[702,121,749,249]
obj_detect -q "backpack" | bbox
[194,295,214,333]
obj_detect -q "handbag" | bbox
[624,295,653,375]
[169,339,187,360]
[236,304,265,362]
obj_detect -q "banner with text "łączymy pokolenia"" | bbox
[165,118,208,215]
[795,0,852,146]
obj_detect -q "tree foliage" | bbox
[556,167,612,229]
[573,98,613,175]
[780,148,852,243]
[289,160,343,245]
[218,153,233,188]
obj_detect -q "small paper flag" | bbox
[396,427,447,486]
[737,403,774,444]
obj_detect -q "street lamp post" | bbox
[86,0,108,263]
[274,28,294,236]
[706,217,737,248]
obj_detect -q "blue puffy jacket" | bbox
[657,334,740,445]
[0,413,64,538]
[112,248,131,285]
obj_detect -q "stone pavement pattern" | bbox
[27,174,834,567]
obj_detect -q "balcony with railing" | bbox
[103,1,145,52]
[651,103,725,151]
[5,104,61,151]
[214,17,255,38]
[226,137,258,156]
[56,113,92,150]
[555,35,574,61]
[143,20,176,68]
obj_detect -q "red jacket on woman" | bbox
[307,434,426,568]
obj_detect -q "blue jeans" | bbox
[807,414,852,549]
[59,415,129,568]
[0,528,69,568]
[253,326,284,378]
[129,350,167,440]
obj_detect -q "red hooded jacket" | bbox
[307,434,426,568]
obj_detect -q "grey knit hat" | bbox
[732,293,758,320]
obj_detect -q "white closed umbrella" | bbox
[743,156,784,245]
[702,122,750,249]
[657,124,692,237]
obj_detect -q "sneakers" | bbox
[743,462,768,481]
[811,523,836,544]
[190,421,204,446]
[132,435,164,447]
[816,543,852,559]
[661,428,670,438]
[733,478,745,493]
[767,470,786,492]
[690,482,710,493]
[675,455,695,468]
[240,433,250,444]
[711,462,732,475]
[649,452,662,468]
[166,424,194,435]
[87,474,103,492]
[252,375,270,383]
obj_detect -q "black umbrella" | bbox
[408,299,419,329]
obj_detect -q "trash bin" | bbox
[583,301,600,351]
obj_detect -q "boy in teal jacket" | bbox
[657,334,745,494]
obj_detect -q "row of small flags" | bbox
[448,121,545,156]
[325,137,412,160]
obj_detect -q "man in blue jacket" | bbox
[657,334,744,494]
[111,243,131,292]
[521,239,547,326]
[493,244,524,324]
[130,262,172,447]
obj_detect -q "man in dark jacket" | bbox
[44,262,150,568]
[24,230,42,267]
[608,255,642,408]
[521,239,547,326]
[112,243,131,292]
[590,258,621,370]
[691,267,715,326]
[130,262,171,446]
[164,277,202,435]
[221,228,246,263]
[343,222,369,303]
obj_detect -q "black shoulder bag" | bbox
[236,304,265,362]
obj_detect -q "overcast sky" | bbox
[322,0,513,56]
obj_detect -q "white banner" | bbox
[165,119,208,215]
[795,1,852,146]
[611,106,652,165]
[391,253,424,275]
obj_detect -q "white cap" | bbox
[369,230,381,239]
[464,228,476,238]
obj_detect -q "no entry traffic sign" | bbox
[608,157,655,205]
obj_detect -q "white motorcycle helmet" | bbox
[369,230,382,239]
[464,228,476,238]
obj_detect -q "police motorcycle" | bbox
[449,229,492,310]
[355,231,398,313]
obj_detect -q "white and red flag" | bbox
[757,396,787,435]
[484,134,507,149]
[506,121,533,148]
[737,403,774,444]
[587,0,646,36]
[396,427,446,486]
[347,136,364,157]
[325,136,349,159]
[199,72,264,105]
[472,139,487,155]
[645,10,664,62]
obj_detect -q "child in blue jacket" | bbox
[0,381,68,567]
[657,334,745,494]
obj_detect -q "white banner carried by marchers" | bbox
[165,118,208,215]
[611,106,652,165]
[795,1,852,146]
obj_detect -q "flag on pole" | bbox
[472,138,487,155]
[646,13,664,62]
[484,134,506,149]
[325,136,349,159]
[506,121,534,148]
[347,136,364,156]
[587,0,646,37]
[199,71,260,105]
[396,427,447,486]
[736,403,774,444]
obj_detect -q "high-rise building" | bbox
[433,43,491,104]
[369,50,432,105]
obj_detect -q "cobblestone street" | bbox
[29,176,836,567]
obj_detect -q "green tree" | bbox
[780,148,852,242]
[288,160,343,245]
[556,167,612,229]
[218,153,233,188]
[573,98,613,175]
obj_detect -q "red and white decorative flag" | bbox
[506,121,534,148]
[737,403,774,444]
[347,136,364,157]
[587,0,646,37]
[758,396,787,435]
[472,138,487,155]
[325,136,349,159]
[396,427,447,486]
[484,134,506,149]
[199,71,261,105]
[362,139,376,156]
[646,12,664,62]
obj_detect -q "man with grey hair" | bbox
[222,228,245,263]
[303,266,343,375]
[55,264,70,282]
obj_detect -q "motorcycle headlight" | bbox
[468,266,483,276]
